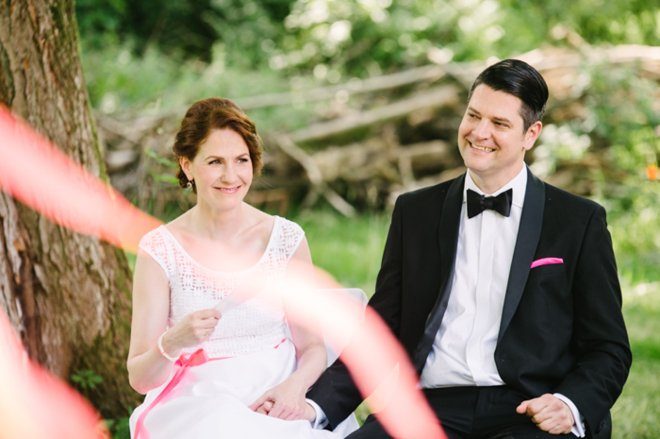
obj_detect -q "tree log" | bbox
[291,85,459,143]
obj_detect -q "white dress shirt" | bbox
[419,167,527,386]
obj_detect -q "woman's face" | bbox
[180,128,253,211]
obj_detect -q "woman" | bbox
[127,98,345,438]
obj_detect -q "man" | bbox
[305,59,631,438]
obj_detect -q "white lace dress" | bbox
[129,216,345,439]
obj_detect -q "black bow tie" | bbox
[466,189,513,218]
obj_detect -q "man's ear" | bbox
[523,121,542,151]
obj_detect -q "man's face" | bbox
[457,84,541,191]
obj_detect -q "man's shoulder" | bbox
[542,181,604,215]
[397,175,462,207]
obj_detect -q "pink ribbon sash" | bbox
[134,349,214,439]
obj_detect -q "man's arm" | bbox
[306,197,405,429]
[554,205,632,434]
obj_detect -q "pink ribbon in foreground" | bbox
[0,105,160,252]
[0,311,107,439]
[0,106,446,438]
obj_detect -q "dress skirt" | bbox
[130,340,347,438]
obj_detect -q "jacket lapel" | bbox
[413,174,464,371]
[436,175,464,296]
[497,168,545,342]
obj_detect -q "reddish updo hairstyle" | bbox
[173,98,264,190]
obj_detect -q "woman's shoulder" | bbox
[273,215,304,238]
[243,204,302,236]
[138,224,167,249]
[271,216,305,261]
[136,224,174,275]
[138,209,192,254]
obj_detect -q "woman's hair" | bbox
[173,97,263,190]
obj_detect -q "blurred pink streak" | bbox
[0,106,160,252]
[0,106,446,438]
[0,311,108,439]
[271,265,446,438]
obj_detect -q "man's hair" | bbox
[469,59,549,131]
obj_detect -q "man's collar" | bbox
[463,166,527,208]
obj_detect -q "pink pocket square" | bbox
[530,257,564,269]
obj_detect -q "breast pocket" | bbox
[528,262,568,291]
[523,263,572,345]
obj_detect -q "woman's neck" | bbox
[188,202,251,241]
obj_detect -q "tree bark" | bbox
[0,0,139,417]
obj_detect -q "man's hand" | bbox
[251,397,317,422]
[516,393,574,435]
[249,378,312,421]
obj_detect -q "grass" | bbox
[612,284,660,438]
[293,209,660,438]
[293,209,391,295]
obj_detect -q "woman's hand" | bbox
[160,308,221,358]
[249,376,308,420]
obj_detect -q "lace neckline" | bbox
[159,216,280,275]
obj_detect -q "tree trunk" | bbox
[0,0,139,417]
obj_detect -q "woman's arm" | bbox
[126,251,174,394]
[285,237,328,390]
[250,237,328,419]
[126,251,221,394]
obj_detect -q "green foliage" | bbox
[273,0,504,79]
[497,0,659,53]
[206,0,297,68]
[78,1,659,134]
[76,0,218,59]
[532,63,659,290]
[75,0,125,48]
[78,0,659,85]
[81,42,313,132]
[82,43,202,112]
[609,184,660,287]
[292,209,390,293]
[613,288,660,438]
[76,0,297,62]
[105,416,131,439]
[70,369,104,391]
[584,66,659,285]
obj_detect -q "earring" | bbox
[187,178,194,188]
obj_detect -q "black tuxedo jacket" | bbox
[308,169,631,438]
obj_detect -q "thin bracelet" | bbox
[157,331,178,362]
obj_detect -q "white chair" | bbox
[284,287,369,436]
[322,288,369,366]
[319,288,368,436]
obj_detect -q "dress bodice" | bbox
[138,216,304,358]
